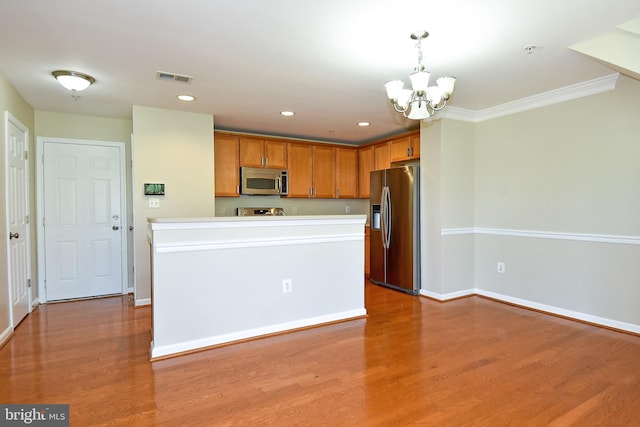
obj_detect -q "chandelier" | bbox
[385,31,456,120]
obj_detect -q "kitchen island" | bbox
[147,215,367,360]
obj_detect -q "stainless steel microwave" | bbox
[240,167,288,196]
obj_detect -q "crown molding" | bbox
[439,73,620,123]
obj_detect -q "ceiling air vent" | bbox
[156,71,193,84]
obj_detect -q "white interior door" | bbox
[6,113,31,325]
[43,142,123,301]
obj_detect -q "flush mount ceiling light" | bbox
[177,94,195,101]
[280,111,295,116]
[385,31,456,120]
[357,121,370,127]
[52,70,95,91]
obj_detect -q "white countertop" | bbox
[148,215,367,229]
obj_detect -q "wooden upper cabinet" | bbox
[264,140,287,169]
[390,134,420,162]
[335,148,358,199]
[358,146,373,199]
[373,142,390,171]
[312,145,336,198]
[214,134,240,197]
[286,143,336,198]
[239,137,287,169]
[287,143,313,197]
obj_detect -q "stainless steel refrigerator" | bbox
[370,165,420,295]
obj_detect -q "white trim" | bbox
[418,288,640,334]
[0,325,13,348]
[442,227,640,245]
[153,233,363,254]
[476,289,640,335]
[440,73,620,123]
[148,215,367,230]
[150,308,366,359]
[135,298,151,307]
[36,137,128,303]
[419,288,475,301]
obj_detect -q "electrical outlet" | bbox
[282,279,293,293]
[148,198,160,208]
[292,206,298,214]
[497,262,506,274]
[345,206,351,214]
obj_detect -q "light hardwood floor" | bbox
[2,283,640,426]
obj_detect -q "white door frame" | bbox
[4,111,32,320]
[36,137,128,303]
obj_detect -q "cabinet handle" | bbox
[265,157,269,167]
[314,188,317,197]
[309,188,312,197]
[236,185,240,195]
[407,147,410,157]
[337,188,340,198]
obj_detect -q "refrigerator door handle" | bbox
[385,186,392,248]
[380,187,387,248]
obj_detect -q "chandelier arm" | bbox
[391,101,409,114]
[430,99,448,111]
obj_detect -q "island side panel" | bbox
[148,216,366,359]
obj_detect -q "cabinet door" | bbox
[390,137,411,162]
[287,143,313,197]
[335,148,358,198]
[373,142,390,171]
[239,137,265,167]
[358,146,373,199]
[214,135,240,196]
[312,145,336,198]
[265,140,287,169]
[409,134,420,159]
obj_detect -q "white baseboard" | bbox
[135,298,151,307]
[476,289,640,334]
[150,308,366,359]
[421,287,640,334]
[419,288,475,301]
[31,298,40,308]
[0,325,14,348]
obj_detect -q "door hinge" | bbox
[24,150,29,160]
[25,215,30,224]
[27,278,31,288]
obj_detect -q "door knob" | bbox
[112,226,119,231]
[9,232,19,239]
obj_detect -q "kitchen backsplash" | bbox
[215,196,369,220]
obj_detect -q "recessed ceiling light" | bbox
[280,111,295,116]
[357,121,370,127]
[177,95,195,101]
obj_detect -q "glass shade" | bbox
[407,100,431,120]
[427,86,443,106]
[437,76,456,98]
[410,71,430,92]
[397,89,412,109]
[384,80,404,100]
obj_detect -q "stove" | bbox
[237,207,286,216]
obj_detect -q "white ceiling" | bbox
[1,0,639,144]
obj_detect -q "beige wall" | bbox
[474,75,640,327]
[420,119,475,296]
[132,106,214,303]
[0,74,35,340]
